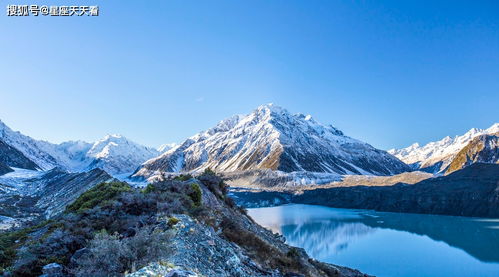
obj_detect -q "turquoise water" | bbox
[248,204,499,277]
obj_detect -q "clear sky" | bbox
[1,0,498,150]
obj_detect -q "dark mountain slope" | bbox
[294,163,499,218]
[0,139,39,170]
[0,162,13,176]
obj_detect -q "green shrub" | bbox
[0,229,27,271]
[188,183,202,207]
[167,217,179,226]
[173,174,192,181]
[203,167,216,176]
[66,182,131,213]
[141,183,155,194]
[287,247,300,258]
[74,226,172,276]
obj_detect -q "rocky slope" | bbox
[446,132,498,174]
[32,168,116,218]
[0,168,114,228]
[389,123,499,173]
[134,104,409,181]
[234,163,499,218]
[0,172,368,277]
[0,120,159,175]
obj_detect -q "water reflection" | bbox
[282,221,374,259]
[248,204,499,277]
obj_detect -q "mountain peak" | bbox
[101,134,126,142]
[133,104,409,179]
[256,103,282,112]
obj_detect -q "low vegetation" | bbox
[172,174,193,181]
[0,221,51,272]
[66,181,131,213]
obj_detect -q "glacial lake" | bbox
[248,204,499,277]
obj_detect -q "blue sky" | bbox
[1,0,498,150]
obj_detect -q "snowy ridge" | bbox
[0,120,160,175]
[134,104,409,180]
[388,123,499,173]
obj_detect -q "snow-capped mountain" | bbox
[84,134,160,175]
[0,120,160,175]
[133,104,410,180]
[388,123,499,173]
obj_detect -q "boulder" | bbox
[40,263,64,277]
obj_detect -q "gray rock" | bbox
[125,263,198,277]
[40,263,64,277]
[165,269,197,277]
[69,247,90,268]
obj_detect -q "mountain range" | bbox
[133,104,410,181]
[0,106,497,183]
[0,120,162,175]
[389,123,499,174]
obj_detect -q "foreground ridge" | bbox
[0,170,369,277]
